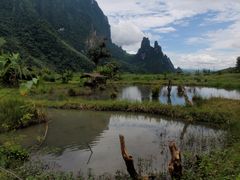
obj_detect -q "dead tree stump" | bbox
[119,135,139,180]
[168,142,182,179]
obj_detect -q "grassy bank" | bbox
[117,73,240,89]
[31,97,240,179]
[182,122,240,179]
[33,97,239,126]
[0,97,239,179]
[0,71,240,179]
[0,98,46,133]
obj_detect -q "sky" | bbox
[96,0,240,70]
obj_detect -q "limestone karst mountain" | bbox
[0,0,174,73]
[132,37,175,73]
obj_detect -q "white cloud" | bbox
[206,21,240,50]
[96,0,240,69]
[187,21,240,50]
[111,21,144,46]
[97,0,240,30]
[168,51,238,70]
[111,21,144,53]
[153,27,176,33]
[186,37,206,45]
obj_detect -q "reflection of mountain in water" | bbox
[44,110,110,153]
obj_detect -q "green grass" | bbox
[33,98,238,126]
[0,72,240,179]
[0,98,46,133]
[117,73,240,89]
[183,122,240,179]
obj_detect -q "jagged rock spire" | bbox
[154,41,162,53]
[141,37,151,49]
[135,37,175,73]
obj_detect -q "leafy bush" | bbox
[151,86,160,99]
[0,53,30,87]
[96,62,119,79]
[0,143,29,168]
[42,74,55,82]
[40,69,56,82]
[68,88,76,97]
[60,70,73,84]
[0,98,45,132]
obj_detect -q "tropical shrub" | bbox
[96,62,119,79]
[0,53,30,87]
[60,70,73,84]
[0,98,45,132]
[151,86,160,99]
[0,143,29,168]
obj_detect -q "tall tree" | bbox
[87,40,111,65]
[236,56,240,70]
[86,32,111,66]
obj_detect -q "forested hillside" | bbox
[0,0,175,73]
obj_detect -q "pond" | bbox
[118,86,240,105]
[7,109,226,176]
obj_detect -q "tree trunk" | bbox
[168,142,182,179]
[119,135,139,180]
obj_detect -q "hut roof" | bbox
[80,73,106,79]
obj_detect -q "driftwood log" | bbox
[168,142,182,179]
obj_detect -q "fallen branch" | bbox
[168,141,182,179]
[0,167,23,180]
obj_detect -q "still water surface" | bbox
[118,86,240,105]
[9,109,226,175]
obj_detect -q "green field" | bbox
[0,72,240,179]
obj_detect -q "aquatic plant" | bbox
[151,85,160,99]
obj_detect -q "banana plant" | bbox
[20,77,40,96]
[0,53,30,87]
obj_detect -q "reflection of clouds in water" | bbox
[29,111,226,176]
[109,114,225,153]
[160,86,185,105]
[109,114,225,172]
[119,86,142,101]
[119,86,240,105]
[192,87,240,99]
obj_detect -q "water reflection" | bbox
[11,110,226,175]
[118,86,240,105]
[120,86,151,102]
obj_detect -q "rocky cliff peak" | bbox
[134,37,175,73]
[154,41,162,54]
[141,37,151,49]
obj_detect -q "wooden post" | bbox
[168,141,182,179]
[119,135,139,180]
